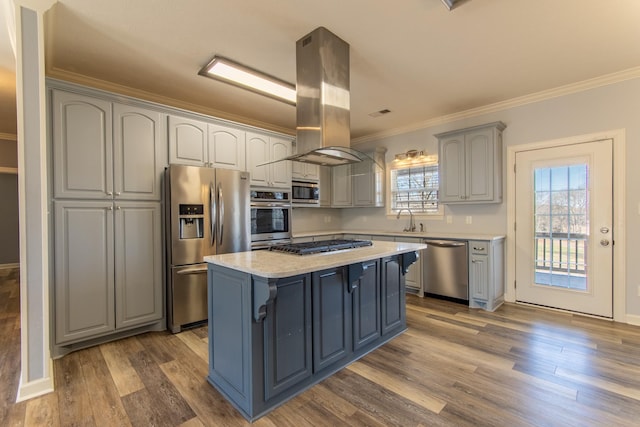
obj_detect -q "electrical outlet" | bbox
[465,216,472,224]
[446,215,453,224]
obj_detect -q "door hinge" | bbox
[514,280,517,289]
[513,163,517,173]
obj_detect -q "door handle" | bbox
[600,239,610,247]
[176,266,208,275]
[218,184,224,244]
[210,183,216,247]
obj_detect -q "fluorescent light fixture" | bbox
[199,56,296,105]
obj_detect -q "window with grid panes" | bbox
[390,163,439,214]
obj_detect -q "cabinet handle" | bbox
[106,191,113,196]
[473,247,485,251]
[472,259,479,263]
[115,192,121,196]
[108,206,113,211]
[116,206,121,210]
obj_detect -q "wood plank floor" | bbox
[2,267,640,426]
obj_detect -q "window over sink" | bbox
[388,160,441,216]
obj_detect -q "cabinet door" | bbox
[52,90,113,199]
[381,255,405,335]
[312,267,351,372]
[470,254,489,301]
[264,274,312,400]
[246,132,270,186]
[352,159,374,206]
[439,135,465,203]
[319,166,332,207]
[269,137,292,188]
[168,115,207,166]
[207,124,246,171]
[54,201,115,344]
[113,104,165,200]
[331,164,352,207]
[292,161,306,180]
[352,260,381,351]
[466,129,494,201]
[114,202,163,329]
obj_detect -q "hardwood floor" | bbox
[2,267,640,426]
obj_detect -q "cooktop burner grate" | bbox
[268,239,373,255]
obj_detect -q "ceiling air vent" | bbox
[369,109,391,118]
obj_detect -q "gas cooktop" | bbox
[268,239,373,255]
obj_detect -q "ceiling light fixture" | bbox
[199,56,296,105]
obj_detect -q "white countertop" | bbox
[204,240,427,279]
[293,229,505,241]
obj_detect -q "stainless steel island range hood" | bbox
[285,27,371,166]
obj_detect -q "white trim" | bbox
[15,358,55,402]
[0,167,19,174]
[506,129,626,323]
[0,263,20,270]
[353,67,640,146]
[627,314,640,327]
[0,132,18,141]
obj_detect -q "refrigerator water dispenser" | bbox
[178,204,204,239]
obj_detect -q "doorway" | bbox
[514,139,614,317]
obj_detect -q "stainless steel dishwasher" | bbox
[423,239,469,300]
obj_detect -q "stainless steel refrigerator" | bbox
[165,164,250,333]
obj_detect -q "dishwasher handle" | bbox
[424,239,467,248]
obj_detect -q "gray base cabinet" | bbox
[54,200,163,345]
[207,254,411,421]
[469,239,505,311]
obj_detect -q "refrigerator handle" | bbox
[210,182,216,247]
[218,184,224,244]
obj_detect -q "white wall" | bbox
[296,77,640,316]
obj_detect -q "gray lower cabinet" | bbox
[207,254,408,421]
[54,200,163,345]
[264,274,312,400]
[468,239,505,311]
[381,255,406,334]
[312,267,351,371]
[352,260,381,351]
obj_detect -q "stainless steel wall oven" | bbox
[250,190,292,247]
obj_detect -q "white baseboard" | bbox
[16,362,55,403]
[626,314,640,327]
[0,263,20,270]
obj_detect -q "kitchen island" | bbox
[204,240,426,421]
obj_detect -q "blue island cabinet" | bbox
[206,253,415,421]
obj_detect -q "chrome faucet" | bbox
[396,208,415,232]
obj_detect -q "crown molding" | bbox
[352,66,640,145]
[46,67,295,136]
[0,133,17,141]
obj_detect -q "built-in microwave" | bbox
[250,190,292,243]
[292,181,319,205]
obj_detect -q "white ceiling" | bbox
[2,0,640,139]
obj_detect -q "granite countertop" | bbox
[204,240,427,279]
[293,229,505,241]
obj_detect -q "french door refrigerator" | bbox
[165,164,250,333]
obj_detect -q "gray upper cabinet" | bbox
[437,121,505,204]
[168,115,207,166]
[113,104,166,200]
[207,124,246,170]
[247,131,292,188]
[169,116,247,170]
[329,148,386,208]
[52,89,166,201]
[353,148,386,207]
[331,164,352,207]
[52,90,113,200]
[319,166,332,207]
